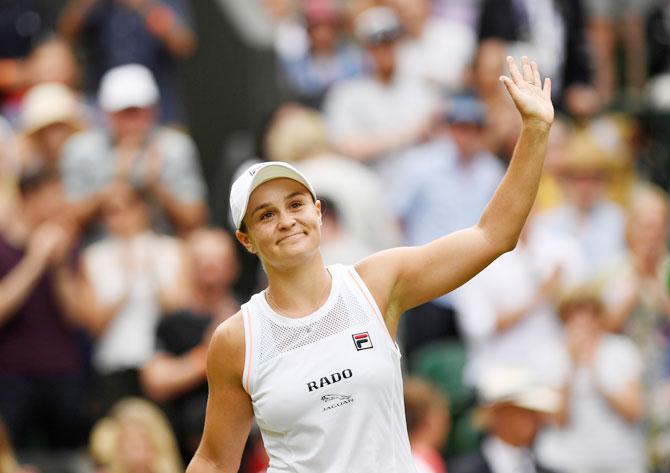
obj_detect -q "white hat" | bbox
[477,366,560,414]
[354,6,401,45]
[98,64,159,113]
[229,161,317,230]
[22,82,82,134]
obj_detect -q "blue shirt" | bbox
[393,138,505,307]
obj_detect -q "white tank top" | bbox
[241,264,416,473]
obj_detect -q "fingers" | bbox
[506,56,523,84]
[499,75,519,99]
[531,60,541,87]
[521,56,533,83]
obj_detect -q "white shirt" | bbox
[536,335,646,473]
[242,264,416,473]
[323,74,436,183]
[295,153,402,252]
[84,232,182,373]
[397,17,477,93]
[454,230,587,386]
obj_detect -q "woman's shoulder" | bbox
[208,310,246,380]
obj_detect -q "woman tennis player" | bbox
[187,56,554,473]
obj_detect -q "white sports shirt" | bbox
[241,264,416,473]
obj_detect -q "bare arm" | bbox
[58,0,98,39]
[356,57,553,336]
[141,345,207,402]
[186,313,253,473]
[595,378,644,423]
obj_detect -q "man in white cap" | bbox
[60,63,207,236]
[322,6,436,182]
[449,366,561,473]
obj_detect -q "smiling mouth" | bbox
[278,233,305,243]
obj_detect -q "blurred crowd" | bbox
[1,0,670,472]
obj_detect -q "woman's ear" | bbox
[235,229,256,254]
[315,199,323,225]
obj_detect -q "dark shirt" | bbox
[155,308,211,458]
[156,308,210,356]
[478,0,592,93]
[0,234,82,374]
[80,0,194,123]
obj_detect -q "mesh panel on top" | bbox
[257,286,369,365]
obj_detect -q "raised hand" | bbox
[500,56,554,129]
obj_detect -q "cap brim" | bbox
[235,162,316,229]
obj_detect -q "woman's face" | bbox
[237,178,322,270]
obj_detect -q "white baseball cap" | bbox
[22,82,82,134]
[229,161,317,230]
[98,64,159,113]
[477,366,560,414]
[354,6,401,45]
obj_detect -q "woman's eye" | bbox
[291,201,304,209]
[260,211,273,221]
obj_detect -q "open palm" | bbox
[500,56,554,128]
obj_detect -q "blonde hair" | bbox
[264,105,329,163]
[89,398,183,473]
[557,283,604,322]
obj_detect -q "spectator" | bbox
[449,366,561,473]
[263,102,401,252]
[404,377,450,473]
[583,0,648,106]
[141,228,240,460]
[60,64,207,236]
[388,0,477,94]
[16,82,84,174]
[600,186,670,470]
[58,0,197,124]
[0,170,84,450]
[322,6,436,182]
[79,182,188,419]
[392,93,505,355]
[454,214,587,387]
[276,0,366,107]
[477,0,597,115]
[475,0,598,158]
[533,126,627,276]
[536,286,645,473]
[89,397,183,473]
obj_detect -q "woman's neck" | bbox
[264,253,332,318]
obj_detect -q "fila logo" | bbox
[352,332,373,351]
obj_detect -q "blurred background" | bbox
[1,0,670,472]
